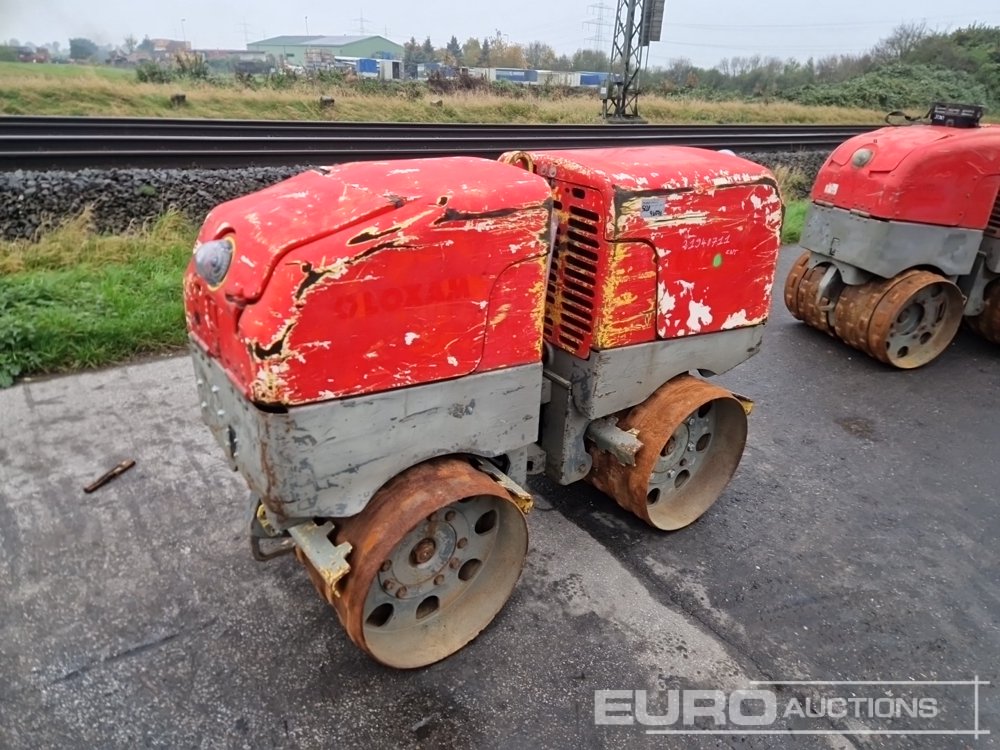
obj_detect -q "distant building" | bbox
[149,38,192,56]
[196,49,270,74]
[198,49,268,63]
[14,46,49,63]
[247,35,403,68]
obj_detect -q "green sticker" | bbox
[712,253,723,268]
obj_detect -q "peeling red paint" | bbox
[506,147,782,353]
[185,156,552,406]
[186,147,783,408]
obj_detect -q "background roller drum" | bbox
[966,280,1000,344]
[587,375,748,531]
[832,270,963,369]
[783,252,811,321]
[784,252,837,336]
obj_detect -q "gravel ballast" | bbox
[0,149,830,240]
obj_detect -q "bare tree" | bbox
[872,22,929,63]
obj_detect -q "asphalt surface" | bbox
[1,245,997,749]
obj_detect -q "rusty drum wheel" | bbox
[784,252,836,334]
[868,271,963,367]
[783,251,812,320]
[330,458,528,669]
[967,280,1000,344]
[795,263,838,335]
[587,375,748,531]
[832,276,887,359]
[834,270,963,368]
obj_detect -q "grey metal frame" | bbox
[801,205,1000,315]
[956,244,1000,316]
[191,341,542,525]
[983,236,1000,274]
[539,327,765,485]
[801,203,983,282]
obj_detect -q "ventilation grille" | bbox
[543,191,601,355]
[987,192,1000,238]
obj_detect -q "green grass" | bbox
[0,61,132,81]
[781,200,809,245]
[0,212,196,386]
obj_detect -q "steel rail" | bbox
[0,116,869,170]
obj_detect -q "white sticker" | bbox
[640,196,666,218]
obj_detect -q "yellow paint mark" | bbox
[490,303,512,328]
[593,242,657,347]
[530,255,548,341]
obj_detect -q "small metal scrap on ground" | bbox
[83,459,136,493]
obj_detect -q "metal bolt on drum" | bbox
[328,458,528,669]
[586,375,748,531]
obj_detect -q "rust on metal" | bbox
[183,157,553,407]
[865,271,963,367]
[831,277,889,358]
[795,263,838,336]
[432,205,523,225]
[249,501,297,561]
[783,252,811,320]
[586,375,747,531]
[327,457,528,668]
[785,253,809,320]
[289,520,353,603]
[502,147,782,357]
[585,416,643,466]
[967,280,1000,343]
[784,252,837,336]
[497,150,535,172]
[832,270,964,368]
[469,456,535,515]
[411,538,436,564]
[82,459,135,493]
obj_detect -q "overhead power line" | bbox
[666,11,998,30]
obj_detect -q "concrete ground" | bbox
[1,246,997,749]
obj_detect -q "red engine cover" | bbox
[185,157,553,406]
[811,124,1000,229]
[502,147,783,355]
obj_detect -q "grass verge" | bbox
[0,211,196,386]
[781,200,809,245]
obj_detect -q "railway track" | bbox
[0,116,872,170]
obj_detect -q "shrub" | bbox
[786,64,992,110]
[136,61,174,84]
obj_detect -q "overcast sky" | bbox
[2,0,999,68]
